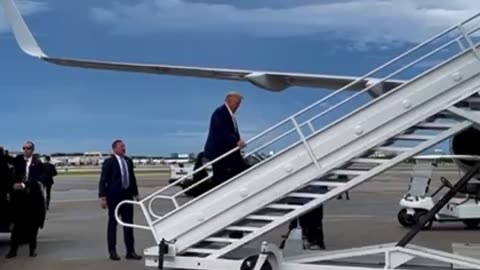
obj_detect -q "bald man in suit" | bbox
[6,141,46,258]
[98,139,142,261]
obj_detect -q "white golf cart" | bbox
[397,155,480,230]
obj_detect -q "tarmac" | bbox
[1,164,480,270]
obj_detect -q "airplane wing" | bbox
[1,0,405,93]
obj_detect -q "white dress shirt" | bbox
[25,156,32,181]
[114,154,129,187]
[225,103,238,132]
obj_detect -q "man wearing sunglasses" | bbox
[5,141,46,259]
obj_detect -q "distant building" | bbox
[8,151,22,157]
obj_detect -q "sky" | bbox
[0,0,479,156]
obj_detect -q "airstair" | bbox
[117,13,480,270]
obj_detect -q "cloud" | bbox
[0,0,49,33]
[90,0,480,45]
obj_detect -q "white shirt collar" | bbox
[225,103,234,116]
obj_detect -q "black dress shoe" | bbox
[126,252,142,260]
[29,250,37,257]
[109,252,120,261]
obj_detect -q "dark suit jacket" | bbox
[204,104,241,161]
[98,155,139,202]
[10,155,46,229]
[43,163,57,186]
[0,154,13,195]
[11,155,46,185]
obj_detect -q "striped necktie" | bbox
[121,158,129,189]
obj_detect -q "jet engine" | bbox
[450,126,480,178]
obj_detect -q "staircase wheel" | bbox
[414,210,433,230]
[240,255,273,270]
[397,209,415,227]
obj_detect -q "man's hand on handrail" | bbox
[237,139,246,149]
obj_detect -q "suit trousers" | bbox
[211,151,246,187]
[107,194,134,254]
[10,222,39,252]
[45,185,52,209]
[289,205,324,245]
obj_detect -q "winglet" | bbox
[1,0,46,58]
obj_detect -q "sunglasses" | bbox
[22,147,32,150]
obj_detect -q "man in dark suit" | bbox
[287,185,327,250]
[0,147,11,201]
[6,141,46,258]
[0,147,13,233]
[204,91,247,186]
[42,156,57,210]
[98,139,142,261]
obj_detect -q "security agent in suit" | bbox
[6,141,46,258]
[42,156,57,210]
[0,147,14,232]
[0,147,11,206]
[98,139,142,261]
[204,91,247,187]
[288,185,327,250]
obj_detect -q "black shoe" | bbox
[5,250,17,259]
[307,241,326,250]
[126,252,142,260]
[109,252,120,261]
[318,242,326,250]
[29,251,37,257]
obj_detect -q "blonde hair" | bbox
[225,91,243,101]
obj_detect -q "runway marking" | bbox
[325,214,376,218]
[62,256,102,261]
[323,214,377,222]
[52,198,97,203]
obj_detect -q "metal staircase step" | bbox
[186,248,218,254]
[288,192,324,199]
[204,237,239,243]
[225,226,258,232]
[245,215,277,221]
[465,97,480,103]
[351,158,389,164]
[416,122,457,129]
[309,181,346,187]
[394,134,435,140]
[266,204,302,210]
[375,146,412,152]
[330,169,366,176]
